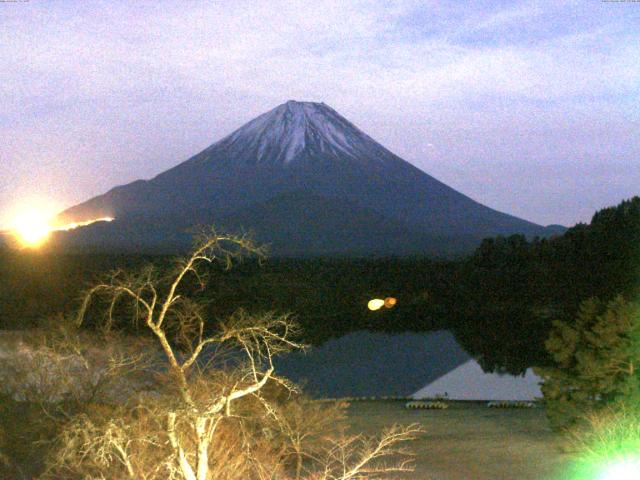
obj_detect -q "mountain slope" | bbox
[56,101,558,255]
[217,191,485,257]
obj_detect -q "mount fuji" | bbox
[53,101,561,256]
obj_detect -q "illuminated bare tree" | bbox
[316,424,422,480]
[41,229,419,480]
[269,399,421,480]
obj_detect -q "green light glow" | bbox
[598,458,640,480]
[562,405,640,480]
[567,456,640,480]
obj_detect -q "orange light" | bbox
[384,297,397,308]
[9,211,114,249]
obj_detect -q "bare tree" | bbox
[267,399,421,480]
[40,229,419,480]
[315,424,422,480]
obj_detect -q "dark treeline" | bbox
[0,251,455,339]
[453,196,639,373]
[1,197,638,374]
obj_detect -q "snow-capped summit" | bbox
[200,100,402,169]
[54,101,560,255]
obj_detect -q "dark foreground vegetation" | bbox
[0,197,638,478]
[0,232,420,479]
[2,197,638,375]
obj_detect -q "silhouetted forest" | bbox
[1,197,638,373]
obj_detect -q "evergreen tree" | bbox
[536,296,640,430]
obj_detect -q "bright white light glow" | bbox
[12,211,52,247]
[368,299,385,311]
[57,217,114,231]
[599,458,640,480]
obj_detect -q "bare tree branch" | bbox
[35,229,418,480]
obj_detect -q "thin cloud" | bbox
[0,0,638,226]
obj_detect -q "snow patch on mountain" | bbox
[209,100,398,167]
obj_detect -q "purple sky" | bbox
[1,0,639,228]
